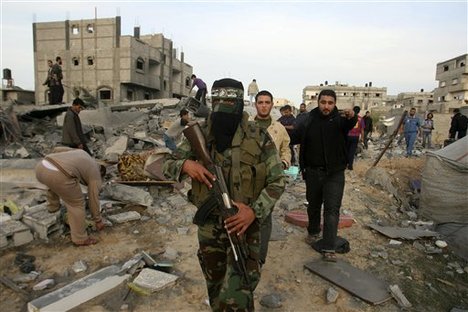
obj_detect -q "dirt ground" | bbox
[1,156,467,312]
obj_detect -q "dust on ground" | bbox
[1,156,467,312]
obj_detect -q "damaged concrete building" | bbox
[302,81,387,110]
[431,53,468,113]
[33,16,193,105]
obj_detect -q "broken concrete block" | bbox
[104,136,128,157]
[72,260,88,273]
[0,213,12,223]
[33,279,55,291]
[107,211,141,224]
[166,194,188,208]
[132,268,178,293]
[28,265,129,312]
[326,287,339,303]
[102,183,153,207]
[0,233,8,248]
[22,206,61,240]
[0,220,34,247]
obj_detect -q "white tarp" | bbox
[420,136,468,223]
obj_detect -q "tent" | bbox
[420,136,468,260]
[420,136,468,223]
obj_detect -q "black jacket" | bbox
[449,112,468,138]
[291,107,357,173]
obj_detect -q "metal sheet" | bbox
[304,260,392,305]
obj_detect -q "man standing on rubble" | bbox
[62,97,92,155]
[189,74,207,105]
[247,79,259,104]
[449,108,468,140]
[51,56,64,104]
[402,107,421,157]
[35,148,106,246]
[290,89,357,262]
[163,78,285,311]
[254,89,290,265]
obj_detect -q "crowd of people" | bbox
[35,71,468,311]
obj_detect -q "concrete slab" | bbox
[304,260,392,305]
[132,268,178,292]
[368,223,438,240]
[102,183,153,207]
[28,265,130,312]
[104,136,128,156]
[107,211,141,224]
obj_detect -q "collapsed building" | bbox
[33,16,193,106]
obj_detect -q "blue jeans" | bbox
[422,131,432,148]
[305,168,345,251]
[404,131,417,156]
[163,133,176,152]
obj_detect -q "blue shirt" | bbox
[404,115,421,133]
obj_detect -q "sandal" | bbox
[322,252,337,262]
[74,237,98,247]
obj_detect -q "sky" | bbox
[1,0,467,106]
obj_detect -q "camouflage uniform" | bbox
[163,112,285,311]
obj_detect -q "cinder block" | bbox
[13,230,34,246]
[132,268,178,292]
[22,206,60,240]
[28,265,130,312]
[0,220,34,248]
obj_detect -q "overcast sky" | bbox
[1,0,467,106]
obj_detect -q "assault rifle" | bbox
[183,123,251,287]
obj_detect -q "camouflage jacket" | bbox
[163,112,285,223]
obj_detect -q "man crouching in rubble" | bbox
[35,148,106,246]
[163,78,285,311]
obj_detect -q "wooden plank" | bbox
[304,260,392,305]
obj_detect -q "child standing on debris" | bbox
[421,113,434,149]
[163,109,191,152]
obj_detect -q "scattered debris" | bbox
[260,293,282,308]
[326,287,339,304]
[368,223,438,240]
[131,268,178,293]
[389,284,412,308]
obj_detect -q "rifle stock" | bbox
[183,123,251,287]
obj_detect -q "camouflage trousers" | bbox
[197,214,261,312]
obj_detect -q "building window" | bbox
[185,76,191,87]
[375,93,380,97]
[144,92,150,100]
[440,81,446,87]
[452,78,458,85]
[461,62,465,67]
[86,24,94,33]
[443,65,449,72]
[162,54,167,64]
[417,100,423,104]
[72,57,79,66]
[163,80,167,91]
[99,90,112,100]
[364,93,368,96]
[87,56,94,66]
[136,58,144,71]
[71,25,79,35]
[343,92,347,96]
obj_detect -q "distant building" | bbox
[303,81,387,110]
[395,90,434,112]
[432,53,468,113]
[33,16,193,105]
[273,98,294,108]
[2,68,35,104]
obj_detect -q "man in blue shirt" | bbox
[402,107,421,157]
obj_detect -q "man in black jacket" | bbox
[291,89,357,261]
[449,108,467,140]
[62,98,92,155]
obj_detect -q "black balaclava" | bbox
[210,78,244,153]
